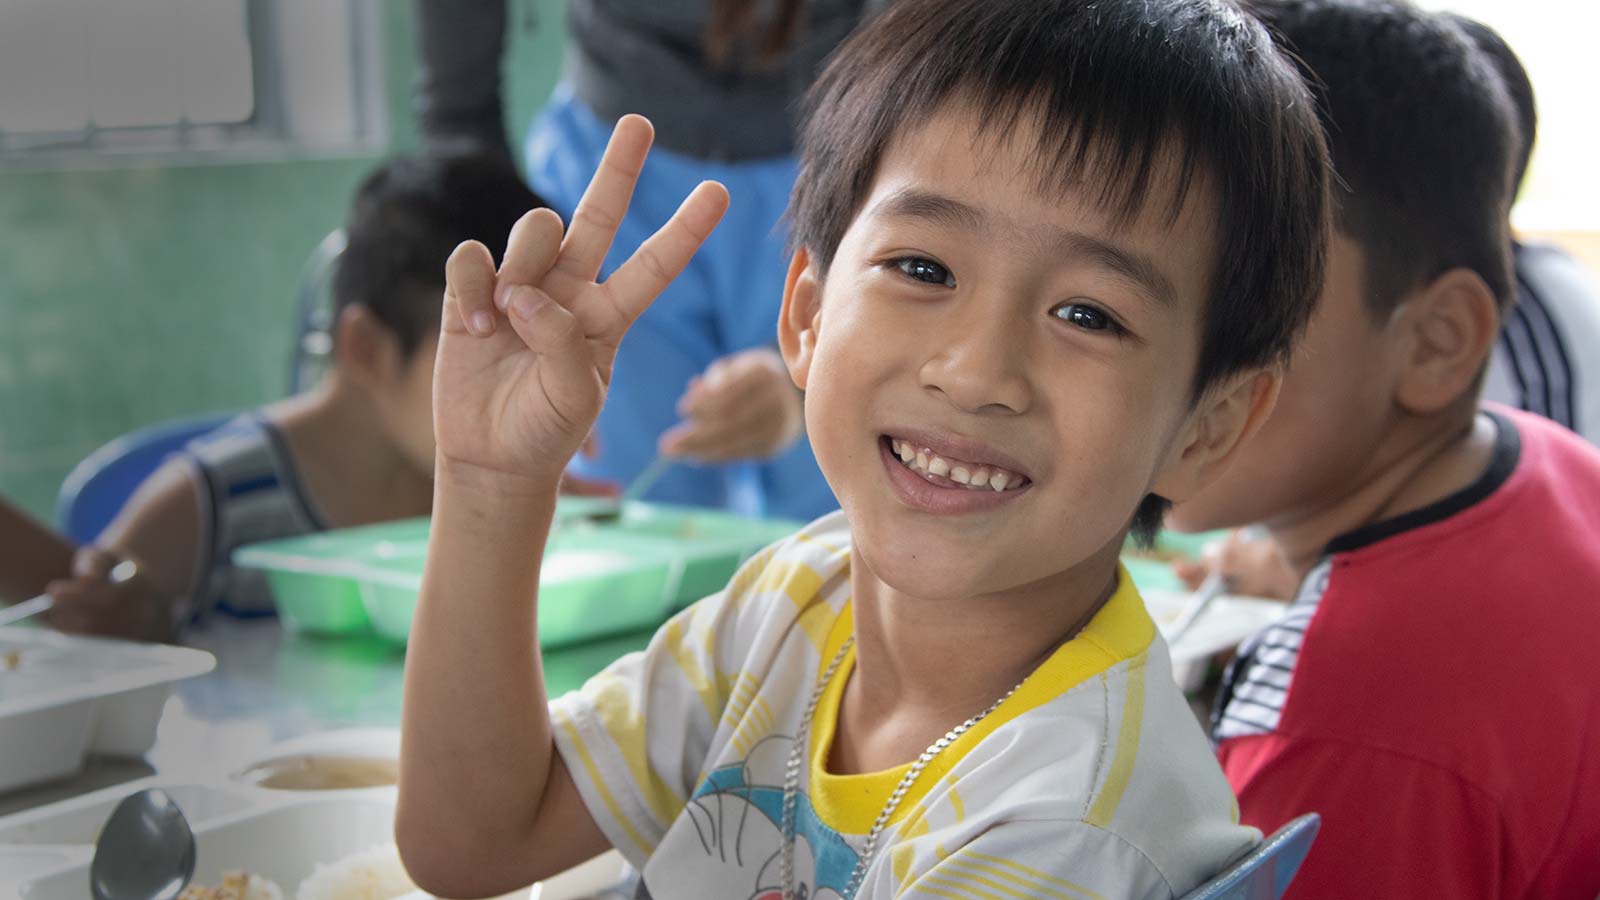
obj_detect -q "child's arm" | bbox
[47,461,202,641]
[0,495,74,603]
[396,115,727,898]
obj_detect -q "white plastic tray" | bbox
[5,729,627,900]
[1144,589,1286,690]
[0,628,215,794]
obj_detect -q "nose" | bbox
[918,296,1033,415]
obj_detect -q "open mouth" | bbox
[880,435,1032,492]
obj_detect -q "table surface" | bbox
[0,586,1273,819]
[0,617,654,817]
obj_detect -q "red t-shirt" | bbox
[1213,408,1600,900]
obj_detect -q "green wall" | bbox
[0,2,566,521]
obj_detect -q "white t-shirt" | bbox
[1483,242,1600,446]
[551,512,1258,899]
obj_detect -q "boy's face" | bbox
[1168,236,1403,532]
[784,104,1231,601]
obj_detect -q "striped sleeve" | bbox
[548,540,796,867]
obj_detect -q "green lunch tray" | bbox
[560,503,803,609]
[232,500,803,646]
[232,517,433,636]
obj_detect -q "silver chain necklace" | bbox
[778,636,1025,900]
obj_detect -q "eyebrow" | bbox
[870,188,1178,308]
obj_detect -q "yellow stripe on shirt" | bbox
[948,851,1109,900]
[582,673,685,827]
[553,706,655,858]
[1085,653,1148,829]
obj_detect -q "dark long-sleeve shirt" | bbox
[414,0,886,161]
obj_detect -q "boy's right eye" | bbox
[890,257,956,288]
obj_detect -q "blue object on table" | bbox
[56,413,232,544]
[1178,814,1321,900]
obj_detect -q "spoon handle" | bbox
[0,594,52,628]
[0,559,136,628]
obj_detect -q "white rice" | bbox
[177,871,285,900]
[295,844,417,900]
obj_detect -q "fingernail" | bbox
[471,311,495,335]
[509,287,537,321]
[494,284,510,310]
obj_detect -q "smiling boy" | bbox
[397,1,1330,898]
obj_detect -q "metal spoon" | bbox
[89,788,196,900]
[0,560,137,628]
[588,455,675,522]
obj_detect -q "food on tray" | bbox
[237,754,399,791]
[176,846,418,900]
[178,872,285,900]
[2,649,19,670]
[297,844,417,900]
[543,550,631,581]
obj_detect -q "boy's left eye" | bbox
[1050,301,1122,334]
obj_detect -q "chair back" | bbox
[288,229,346,395]
[56,414,232,544]
[1178,814,1321,900]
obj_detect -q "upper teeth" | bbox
[890,438,1024,491]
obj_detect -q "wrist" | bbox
[435,456,564,503]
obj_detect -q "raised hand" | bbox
[431,116,729,490]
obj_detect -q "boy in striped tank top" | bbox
[46,150,540,640]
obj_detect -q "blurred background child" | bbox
[45,150,539,641]
[1457,14,1600,446]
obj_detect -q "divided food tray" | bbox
[234,501,802,647]
[0,628,215,794]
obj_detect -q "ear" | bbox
[332,304,404,390]
[1392,267,1500,415]
[1151,368,1283,503]
[777,247,824,390]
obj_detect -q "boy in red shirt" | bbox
[1170,2,1600,897]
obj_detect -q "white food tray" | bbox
[0,628,215,794]
[4,729,628,900]
[1144,589,1286,690]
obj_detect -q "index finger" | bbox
[552,115,655,285]
[603,180,730,325]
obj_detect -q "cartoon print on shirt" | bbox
[680,734,857,900]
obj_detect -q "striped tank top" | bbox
[184,414,327,618]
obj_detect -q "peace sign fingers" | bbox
[602,180,730,330]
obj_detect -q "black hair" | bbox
[1445,12,1537,190]
[334,150,541,358]
[787,0,1331,545]
[1247,0,1518,314]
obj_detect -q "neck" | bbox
[1267,407,1497,576]
[833,538,1119,773]
[267,376,434,527]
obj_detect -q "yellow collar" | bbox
[806,563,1156,835]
